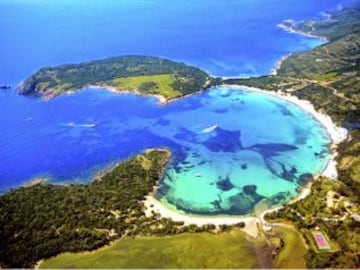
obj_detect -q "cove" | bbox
[0,86,331,214]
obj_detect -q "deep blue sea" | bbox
[0,0,349,214]
[0,0,353,83]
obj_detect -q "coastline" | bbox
[143,84,347,236]
[143,195,260,238]
[37,77,213,107]
[41,84,201,106]
[22,177,48,188]
[270,54,290,75]
[277,21,329,43]
[67,84,168,105]
[227,84,348,179]
[271,18,329,76]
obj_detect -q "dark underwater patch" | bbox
[216,176,234,191]
[274,102,294,117]
[213,108,229,114]
[155,118,170,126]
[297,173,314,186]
[203,127,242,152]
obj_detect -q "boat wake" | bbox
[59,122,96,128]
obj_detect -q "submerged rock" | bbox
[216,176,234,191]
[203,127,242,152]
[297,173,314,186]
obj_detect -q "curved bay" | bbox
[0,86,331,214]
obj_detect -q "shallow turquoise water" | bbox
[154,87,331,214]
[0,86,332,214]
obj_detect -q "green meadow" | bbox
[40,230,261,268]
[111,74,182,99]
[272,227,307,268]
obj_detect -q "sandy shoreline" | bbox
[144,195,260,237]
[143,84,348,236]
[226,84,348,179]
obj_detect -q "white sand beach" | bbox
[232,85,347,179]
[144,195,260,237]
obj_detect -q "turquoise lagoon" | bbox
[0,86,331,214]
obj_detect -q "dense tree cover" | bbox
[0,150,174,268]
[266,178,360,268]
[0,149,245,268]
[18,55,210,99]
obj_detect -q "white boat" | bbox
[200,124,218,134]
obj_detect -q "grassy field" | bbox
[111,74,182,99]
[40,230,261,268]
[272,227,307,268]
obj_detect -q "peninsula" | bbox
[18,55,213,100]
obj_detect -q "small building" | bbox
[312,231,331,251]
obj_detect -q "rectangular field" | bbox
[311,231,331,251]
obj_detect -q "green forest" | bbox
[0,150,174,267]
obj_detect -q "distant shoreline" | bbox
[276,21,329,43]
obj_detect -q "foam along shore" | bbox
[225,85,348,179]
[144,195,260,238]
